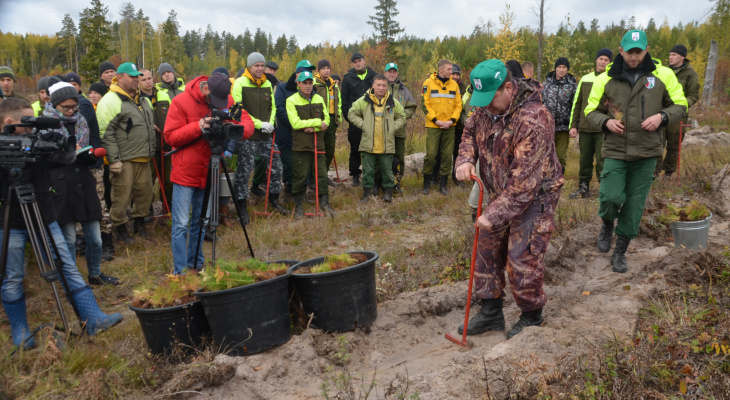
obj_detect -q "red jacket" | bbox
[164,75,254,189]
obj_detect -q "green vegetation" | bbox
[309,253,359,274]
[131,272,202,309]
[198,258,288,292]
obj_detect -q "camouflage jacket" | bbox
[456,79,564,230]
[542,71,577,132]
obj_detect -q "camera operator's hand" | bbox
[223,151,232,159]
[110,161,123,175]
[304,127,315,134]
[260,122,274,134]
[41,131,66,144]
[199,117,213,132]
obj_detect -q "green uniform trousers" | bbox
[324,115,338,169]
[393,137,405,178]
[292,150,328,197]
[598,157,656,239]
[554,131,569,170]
[423,126,455,176]
[110,161,153,226]
[578,131,604,183]
[362,153,395,189]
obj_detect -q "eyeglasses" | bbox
[58,104,78,112]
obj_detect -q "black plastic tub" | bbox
[194,260,298,356]
[289,251,379,332]
[130,300,210,356]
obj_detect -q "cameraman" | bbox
[164,72,253,274]
[0,98,122,349]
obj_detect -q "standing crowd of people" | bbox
[0,27,698,344]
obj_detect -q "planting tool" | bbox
[255,132,281,216]
[445,174,483,349]
[332,153,348,183]
[676,121,692,182]
[305,132,324,217]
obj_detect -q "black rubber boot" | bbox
[116,224,134,244]
[569,180,590,199]
[507,308,544,339]
[458,298,505,335]
[351,175,360,187]
[294,195,304,219]
[319,194,336,218]
[237,199,250,225]
[383,187,393,203]
[439,175,449,195]
[611,236,631,273]
[269,196,291,216]
[133,217,149,238]
[422,175,431,195]
[100,232,115,262]
[597,218,614,253]
[360,187,372,204]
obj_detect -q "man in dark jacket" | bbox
[340,52,376,186]
[455,60,564,340]
[656,44,700,178]
[585,30,687,273]
[274,60,316,194]
[542,57,577,174]
[164,72,254,274]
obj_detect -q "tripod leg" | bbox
[193,165,214,269]
[222,162,255,258]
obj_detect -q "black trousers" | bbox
[347,124,363,177]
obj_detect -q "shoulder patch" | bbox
[422,86,428,94]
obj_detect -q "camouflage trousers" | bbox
[234,139,282,202]
[95,168,113,234]
[474,197,557,312]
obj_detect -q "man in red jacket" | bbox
[164,72,254,274]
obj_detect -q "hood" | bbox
[184,75,209,105]
[545,71,576,85]
[285,72,297,91]
[364,88,395,108]
[504,79,542,119]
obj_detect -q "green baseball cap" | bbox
[297,70,315,82]
[621,30,648,51]
[385,62,398,71]
[117,62,141,77]
[469,59,508,107]
[296,60,315,70]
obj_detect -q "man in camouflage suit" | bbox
[231,52,289,222]
[455,60,564,340]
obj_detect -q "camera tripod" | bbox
[0,179,79,342]
[191,144,255,265]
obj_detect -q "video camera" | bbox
[203,106,245,142]
[0,116,73,164]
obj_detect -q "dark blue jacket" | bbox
[274,73,298,149]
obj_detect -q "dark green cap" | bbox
[621,30,648,51]
[385,62,398,71]
[117,62,141,77]
[297,70,315,82]
[469,59,507,107]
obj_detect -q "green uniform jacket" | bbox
[459,85,474,126]
[349,90,406,154]
[286,91,330,152]
[673,62,699,108]
[569,71,602,133]
[155,78,185,100]
[387,80,417,139]
[97,85,156,163]
[232,75,276,141]
[314,76,343,124]
[585,53,687,161]
[32,101,43,117]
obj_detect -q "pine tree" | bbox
[366,0,404,44]
[57,14,79,73]
[78,0,114,82]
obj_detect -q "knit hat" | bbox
[265,61,279,70]
[317,59,331,70]
[0,66,16,81]
[212,66,229,77]
[99,61,115,76]
[157,62,175,78]
[49,82,79,107]
[37,76,51,92]
[452,64,462,74]
[670,44,688,58]
[247,52,265,68]
[89,82,108,97]
[596,48,613,61]
[554,57,570,70]
[66,72,82,86]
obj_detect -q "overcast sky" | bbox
[0,0,715,47]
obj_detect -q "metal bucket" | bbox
[671,212,712,250]
[219,173,232,197]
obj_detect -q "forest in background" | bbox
[1,0,729,103]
